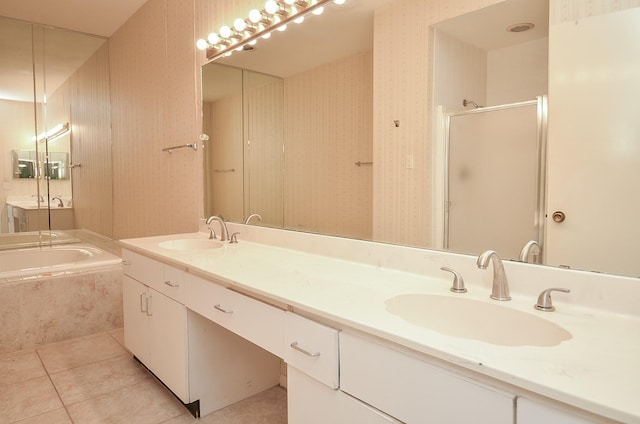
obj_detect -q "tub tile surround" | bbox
[118,221,640,422]
[0,267,123,356]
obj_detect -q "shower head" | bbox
[463,99,482,109]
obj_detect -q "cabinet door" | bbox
[340,332,515,424]
[517,397,596,424]
[147,288,189,402]
[122,276,150,365]
[288,366,400,424]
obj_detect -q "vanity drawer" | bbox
[122,249,185,303]
[284,312,339,389]
[122,249,163,286]
[185,274,285,357]
[340,332,515,423]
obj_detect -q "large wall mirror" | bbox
[0,16,113,236]
[202,0,640,279]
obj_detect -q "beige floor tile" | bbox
[12,408,72,424]
[109,328,126,348]
[0,375,63,424]
[66,379,186,424]
[50,354,151,405]
[199,386,287,424]
[37,332,126,374]
[0,351,46,387]
[159,387,287,424]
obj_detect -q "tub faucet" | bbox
[519,240,540,263]
[51,196,64,207]
[32,194,44,203]
[477,250,511,301]
[206,216,229,242]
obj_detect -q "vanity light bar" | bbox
[32,122,70,143]
[197,0,342,61]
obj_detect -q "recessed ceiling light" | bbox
[507,22,535,33]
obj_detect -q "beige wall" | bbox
[110,0,199,239]
[284,51,373,239]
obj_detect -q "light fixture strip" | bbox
[206,0,334,61]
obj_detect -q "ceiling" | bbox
[0,0,148,37]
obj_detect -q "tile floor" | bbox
[0,329,287,424]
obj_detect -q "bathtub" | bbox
[0,231,80,251]
[0,244,123,354]
[0,244,121,281]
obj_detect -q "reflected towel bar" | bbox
[162,143,198,153]
[355,161,373,166]
[213,168,235,173]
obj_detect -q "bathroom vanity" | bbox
[6,201,73,232]
[120,224,639,423]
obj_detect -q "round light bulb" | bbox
[207,32,220,44]
[262,32,271,39]
[265,0,279,14]
[294,16,304,24]
[312,6,324,15]
[219,25,232,38]
[277,24,287,32]
[249,9,263,23]
[234,18,247,31]
[196,39,209,50]
[284,0,295,4]
[334,0,346,4]
[249,39,257,46]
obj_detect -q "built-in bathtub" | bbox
[0,244,123,355]
[0,230,80,251]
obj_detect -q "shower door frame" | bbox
[440,95,548,260]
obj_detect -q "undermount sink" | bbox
[385,294,571,347]
[158,238,223,251]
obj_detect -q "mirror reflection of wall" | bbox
[0,16,112,236]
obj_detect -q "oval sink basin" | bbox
[158,238,223,251]
[386,294,571,347]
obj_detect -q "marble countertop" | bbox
[7,200,72,210]
[120,231,640,423]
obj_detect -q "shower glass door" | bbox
[444,97,546,261]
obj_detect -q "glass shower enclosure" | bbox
[443,96,547,262]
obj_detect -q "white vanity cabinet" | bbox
[517,397,597,424]
[288,366,401,424]
[122,250,189,402]
[339,332,516,424]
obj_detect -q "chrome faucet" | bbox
[519,240,540,263]
[206,216,229,242]
[244,213,263,224]
[51,196,64,207]
[477,250,511,301]
[32,194,44,203]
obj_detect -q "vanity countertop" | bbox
[7,200,72,210]
[120,231,640,423]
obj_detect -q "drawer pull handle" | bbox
[164,280,179,288]
[122,260,130,266]
[290,342,320,358]
[214,304,234,314]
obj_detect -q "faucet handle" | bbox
[208,227,217,240]
[534,288,570,312]
[440,267,467,293]
[230,232,240,244]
